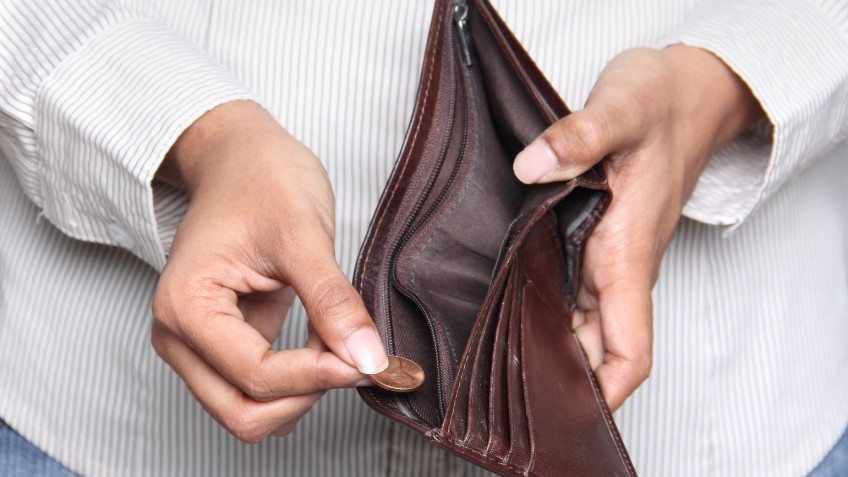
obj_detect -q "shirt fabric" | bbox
[1,0,847,476]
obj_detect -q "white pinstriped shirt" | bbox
[1,1,847,475]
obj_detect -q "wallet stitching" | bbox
[574,334,637,475]
[439,432,543,477]
[357,1,448,432]
[357,2,447,283]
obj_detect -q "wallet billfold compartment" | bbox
[354,1,636,475]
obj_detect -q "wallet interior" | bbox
[382,3,607,428]
[355,1,633,474]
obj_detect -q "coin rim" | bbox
[368,356,425,392]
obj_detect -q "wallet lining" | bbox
[387,1,608,432]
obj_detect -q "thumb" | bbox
[513,102,631,184]
[287,251,389,376]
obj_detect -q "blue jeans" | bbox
[809,423,848,477]
[0,420,78,476]
[0,418,847,476]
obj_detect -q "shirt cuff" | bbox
[35,18,253,270]
[660,0,848,229]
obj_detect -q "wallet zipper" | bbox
[453,1,473,66]
[385,7,474,417]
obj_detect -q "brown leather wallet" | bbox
[354,0,636,475]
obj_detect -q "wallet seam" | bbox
[438,432,543,477]
[572,329,638,476]
[357,1,447,287]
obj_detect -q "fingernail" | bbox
[345,328,389,375]
[513,138,559,184]
[355,378,376,387]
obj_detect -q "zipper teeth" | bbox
[391,74,469,415]
[380,40,457,357]
[383,20,471,416]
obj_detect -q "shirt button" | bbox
[106,223,135,249]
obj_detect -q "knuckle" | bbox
[310,354,334,391]
[545,113,609,163]
[569,114,608,157]
[311,277,362,324]
[271,419,300,437]
[151,273,206,335]
[149,323,168,359]
[243,368,275,402]
[151,283,175,329]
[632,355,653,382]
[224,406,269,444]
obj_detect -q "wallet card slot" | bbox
[440,263,514,441]
[460,271,507,450]
[485,267,516,460]
[554,188,607,309]
[506,263,532,471]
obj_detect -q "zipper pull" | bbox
[453,2,473,66]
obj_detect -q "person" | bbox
[1,0,846,475]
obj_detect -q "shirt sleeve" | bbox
[0,0,253,271]
[660,0,848,230]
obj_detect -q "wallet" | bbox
[354,0,636,475]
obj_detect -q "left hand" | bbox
[513,45,763,410]
[151,100,388,442]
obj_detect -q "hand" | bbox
[151,100,388,442]
[513,46,763,410]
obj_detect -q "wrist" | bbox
[157,100,290,196]
[662,45,764,151]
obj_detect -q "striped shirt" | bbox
[1,1,847,475]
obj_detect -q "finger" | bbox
[572,307,605,370]
[270,416,306,437]
[590,272,654,411]
[285,250,388,376]
[513,99,640,184]
[151,322,324,443]
[240,288,295,343]
[303,323,374,388]
[154,283,364,400]
[304,323,329,352]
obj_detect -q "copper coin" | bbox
[369,356,425,392]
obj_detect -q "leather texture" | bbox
[354,1,636,475]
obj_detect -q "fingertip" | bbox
[514,137,560,184]
[344,327,388,375]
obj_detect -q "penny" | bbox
[369,356,425,392]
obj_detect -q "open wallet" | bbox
[353,0,637,475]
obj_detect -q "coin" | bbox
[368,356,425,392]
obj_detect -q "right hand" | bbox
[151,100,388,442]
[513,46,762,410]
